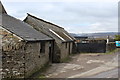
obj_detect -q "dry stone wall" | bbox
[0,28,50,78]
[1,28,25,78]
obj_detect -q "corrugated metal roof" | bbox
[0,14,53,41]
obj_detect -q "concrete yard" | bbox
[33,49,119,78]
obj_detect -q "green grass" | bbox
[106,48,119,54]
[29,62,51,78]
[78,48,119,55]
[39,75,46,78]
[37,63,51,78]
[61,56,72,63]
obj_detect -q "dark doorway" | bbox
[68,42,71,54]
[49,41,54,62]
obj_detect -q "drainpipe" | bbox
[107,35,109,44]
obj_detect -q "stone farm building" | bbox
[0,2,54,78]
[24,13,76,62]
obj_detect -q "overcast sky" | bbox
[1,0,119,33]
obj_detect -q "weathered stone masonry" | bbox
[1,28,52,78]
[24,14,76,62]
[0,11,53,78]
[1,28,25,78]
[0,2,76,78]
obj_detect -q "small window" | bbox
[40,41,45,53]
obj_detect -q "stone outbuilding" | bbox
[0,2,54,78]
[24,13,76,62]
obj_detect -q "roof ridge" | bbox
[26,13,64,29]
[0,1,7,14]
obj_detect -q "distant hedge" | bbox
[115,35,120,41]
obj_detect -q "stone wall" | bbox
[52,42,73,62]
[2,41,50,78]
[25,17,75,63]
[1,28,26,78]
[61,43,68,61]
[1,28,51,78]
[69,42,73,54]
[60,42,73,62]
[2,46,25,78]
[24,41,50,77]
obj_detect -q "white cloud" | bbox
[1,1,118,33]
[1,0,119,2]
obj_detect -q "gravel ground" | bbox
[33,51,118,78]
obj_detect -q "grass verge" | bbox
[29,62,51,78]
[106,48,119,54]
[61,56,72,63]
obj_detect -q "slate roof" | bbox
[0,14,53,41]
[26,13,64,29]
[0,1,7,14]
[53,30,73,41]
[24,13,75,42]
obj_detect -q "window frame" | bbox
[40,41,45,53]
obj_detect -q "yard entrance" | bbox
[37,50,118,78]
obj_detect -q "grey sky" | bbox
[1,0,119,33]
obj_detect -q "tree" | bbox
[115,35,120,41]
